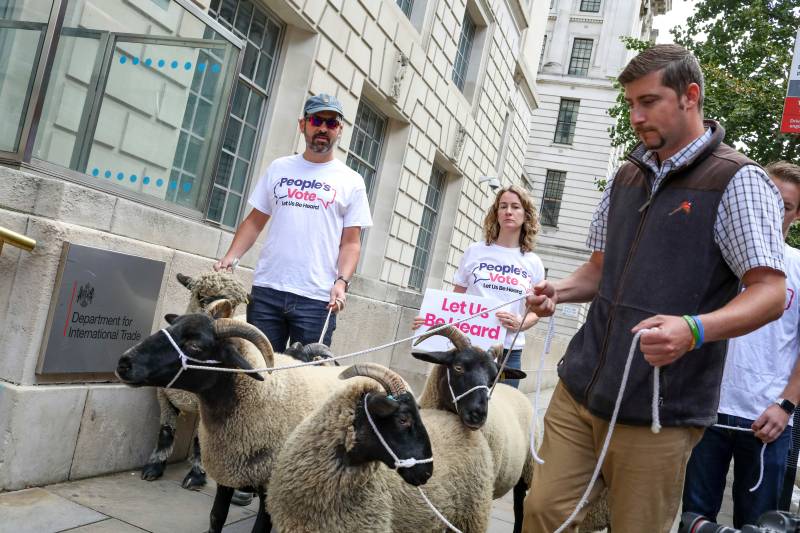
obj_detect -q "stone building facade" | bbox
[0,0,546,490]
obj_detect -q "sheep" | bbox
[116,304,347,533]
[412,325,610,533]
[141,272,251,489]
[141,272,335,491]
[268,363,496,533]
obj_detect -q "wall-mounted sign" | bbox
[37,243,165,374]
[414,289,506,352]
[781,28,800,134]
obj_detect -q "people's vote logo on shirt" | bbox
[471,262,529,295]
[273,177,337,211]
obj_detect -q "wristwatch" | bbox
[775,398,796,415]
[335,276,350,292]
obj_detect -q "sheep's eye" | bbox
[397,415,411,428]
[453,364,464,374]
[185,342,202,354]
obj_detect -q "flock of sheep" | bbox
[115,272,609,532]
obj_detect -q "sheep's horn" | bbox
[303,343,333,360]
[412,324,470,351]
[487,344,505,362]
[213,318,274,367]
[339,363,407,397]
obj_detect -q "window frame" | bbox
[452,9,476,93]
[568,37,593,77]
[579,0,601,12]
[4,0,246,224]
[553,98,580,145]
[540,169,566,227]
[408,165,447,291]
[346,100,388,205]
[204,0,285,228]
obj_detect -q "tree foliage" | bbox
[609,1,800,164]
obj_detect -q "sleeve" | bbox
[586,178,614,252]
[715,165,786,278]
[247,166,273,215]
[453,245,473,287]
[343,181,373,228]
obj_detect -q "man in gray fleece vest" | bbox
[522,44,787,533]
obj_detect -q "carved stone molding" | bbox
[449,124,467,163]
[389,52,409,103]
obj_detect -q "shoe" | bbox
[231,489,253,506]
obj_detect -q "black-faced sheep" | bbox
[141,272,251,489]
[268,363,496,533]
[116,307,347,533]
[412,325,610,533]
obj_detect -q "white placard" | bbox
[414,289,506,352]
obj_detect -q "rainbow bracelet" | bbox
[682,315,701,350]
[691,315,704,349]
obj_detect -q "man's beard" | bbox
[637,128,666,150]
[306,133,336,154]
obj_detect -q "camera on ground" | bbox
[679,510,800,533]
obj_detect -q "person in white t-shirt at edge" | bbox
[413,184,545,388]
[682,161,800,528]
[214,93,373,349]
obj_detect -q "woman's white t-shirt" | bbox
[248,154,372,301]
[453,242,545,348]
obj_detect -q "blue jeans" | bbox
[682,412,792,528]
[246,286,335,351]
[499,349,522,389]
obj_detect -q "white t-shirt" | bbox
[248,154,373,301]
[453,242,545,348]
[718,244,800,424]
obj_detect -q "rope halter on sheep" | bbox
[161,328,222,388]
[340,363,461,533]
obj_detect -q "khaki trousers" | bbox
[522,382,704,533]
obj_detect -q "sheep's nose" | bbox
[116,357,132,379]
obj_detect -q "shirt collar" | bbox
[640,128,713,174]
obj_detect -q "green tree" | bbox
[606,36,653,160]
[609,1,800,163]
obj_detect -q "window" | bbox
[568,38,593,77]
[541,170,566,227]
[452,11,476,92]
[205,0,283,227]
[396,0,413,17]
[30,0,240,216]
[580,0,601,12]
[409,166,446,290]
[554,99,580,144]
[0,1,51,152]
[346,101,387,200]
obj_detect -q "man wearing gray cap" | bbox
[215,93,372,349]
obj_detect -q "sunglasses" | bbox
[306,115,341,129]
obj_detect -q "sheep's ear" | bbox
[411,350,454,366]
[176,273,194,290]
[500,368,527,380]
[207,299,234,319]
[290,341,304,351]
[366,394,399,417]
[223,344,264,381]
[165,314,179,324]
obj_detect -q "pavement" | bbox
[0,384,762,533]
[0,463,518,532]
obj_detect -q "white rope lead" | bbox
[182,294,530,375]
[553,329,651,533]
[713,424,767,492]
[651,366,662,434]
[530,317,556,465]
[317,299,343,344]
[418,487,463,533]
[363,393,459,532]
